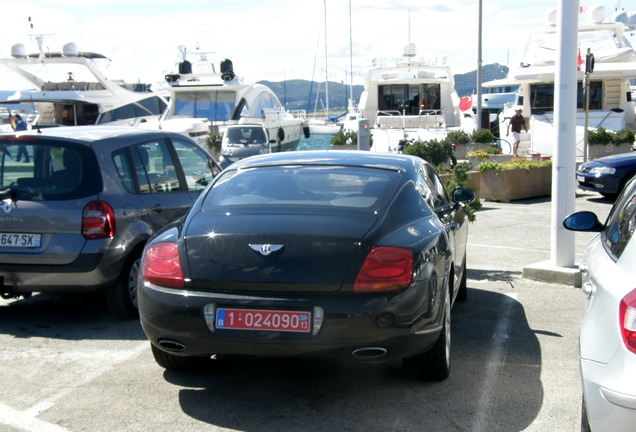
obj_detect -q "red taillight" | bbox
[141,242,184,288]
[620,289,636,354]
[354,247,413,292]
[82,201,115,239]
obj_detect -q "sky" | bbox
[0,0,631,90]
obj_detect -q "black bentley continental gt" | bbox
[138,151,475,380]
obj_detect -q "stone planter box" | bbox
[479,165,552,202]
[588,142,633,159]
[454,142,491,160]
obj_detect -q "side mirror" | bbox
[562,211,604,232]
[452,187,475,205]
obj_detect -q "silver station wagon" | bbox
[0,126,221,318]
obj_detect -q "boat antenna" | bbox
[27,17,53,60]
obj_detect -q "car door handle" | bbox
[151,204,163,214]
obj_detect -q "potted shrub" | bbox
[477,158,552,201]
[452,128,495,159]
[588,127,634,159]
[403,138,454,167]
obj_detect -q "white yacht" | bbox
[142,47,309,160]
[491,4,636,157]
[353,44,476,153]
[0,39,167,128]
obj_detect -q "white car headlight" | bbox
[590,166,616,176]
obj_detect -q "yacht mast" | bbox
[323,0,329,117]
[349,0,353,104]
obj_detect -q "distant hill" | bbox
[260,63,509,112]
[258,79,364,114]
[453,63,509,97]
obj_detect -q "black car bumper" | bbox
[139,281,444,363]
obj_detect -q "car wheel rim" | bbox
[128,258,140,308]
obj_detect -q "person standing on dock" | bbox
[507,108,527,157]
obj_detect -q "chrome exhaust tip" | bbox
[352,347,388,359]
[157,339,185,352]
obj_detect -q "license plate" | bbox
[216,308,311,333]
[576,175,585,182]
[0,233,41,248]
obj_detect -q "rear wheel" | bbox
[151,344,210,371]
[105,250,142,320]
[403,287,451,381]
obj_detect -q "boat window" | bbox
[530,81,602,112]
[56,103,99,126]
[378,84,440,115]
[98,96,167,124]
[173,90,236,122]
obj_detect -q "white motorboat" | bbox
[142,46,309,161]
[489,4,636,158]
[0,38,167,128]
[354,44,476,153]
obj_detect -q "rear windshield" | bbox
[0,138,102,200]
[204,165,397,208]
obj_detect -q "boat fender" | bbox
[303,126,311,138]
[278,127,285,141]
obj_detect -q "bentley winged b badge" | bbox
[249,244,284,256]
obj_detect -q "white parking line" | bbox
[0,341,148,432]
[469,243,546,253]
[473,292,518,432]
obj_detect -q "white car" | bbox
[563,177,636,431]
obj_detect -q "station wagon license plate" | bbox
[0,233,41,248]
[215,308,311,333]
[576,175,585,182]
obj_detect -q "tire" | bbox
[105,250,142,320]
[456,257,468,302]
[581,396,592,432]
[151,344,209,371]
[403,287,451,381]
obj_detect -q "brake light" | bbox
[620,289,636,354]
[354,247,413,292]
[141,242,184,288]
[82,201,115,239]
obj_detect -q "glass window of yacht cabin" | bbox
[174,91,237,121]
[530,81,602,112]
[378,84,440,115]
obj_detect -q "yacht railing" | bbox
[375,109,446,129]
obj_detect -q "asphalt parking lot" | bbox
[0,189,613,432]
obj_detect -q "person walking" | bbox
[506,108,528,157]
